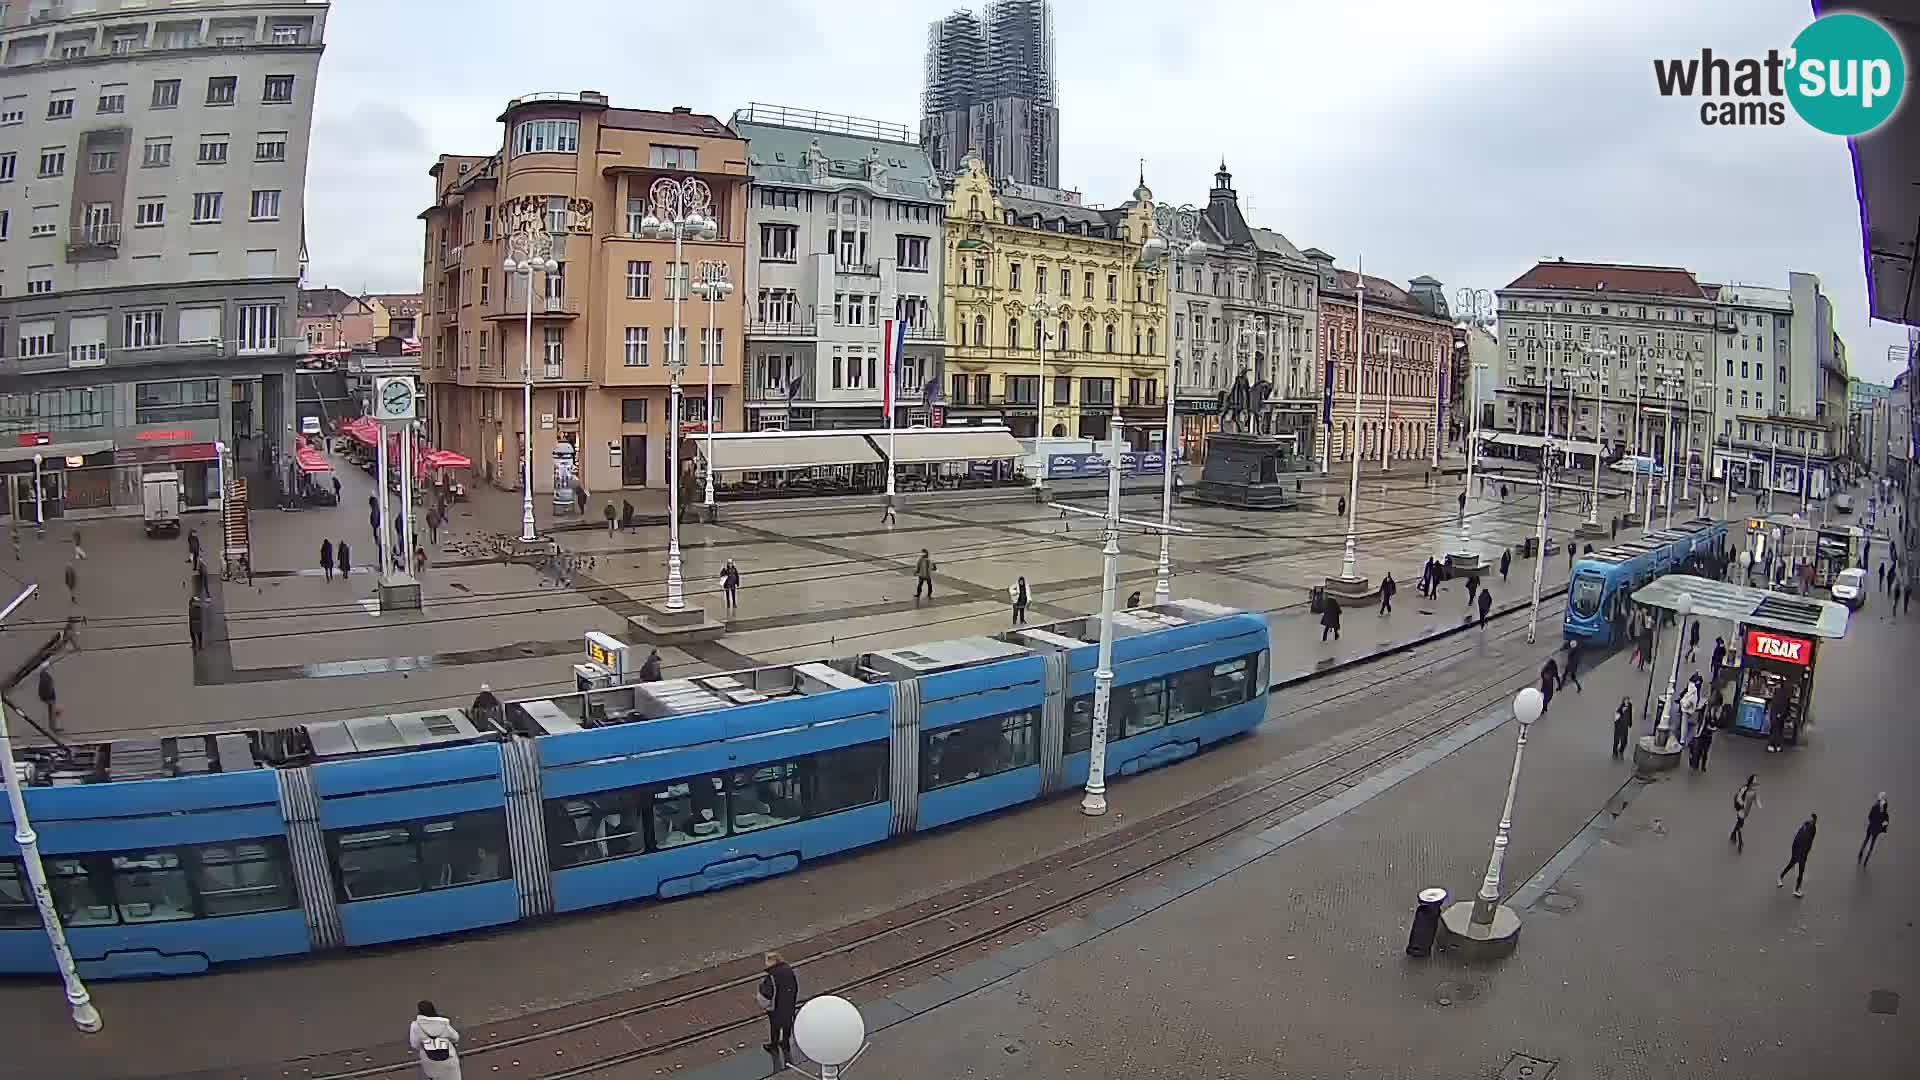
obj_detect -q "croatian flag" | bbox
[882,317,908,422]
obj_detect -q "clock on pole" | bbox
[374,376,416,422]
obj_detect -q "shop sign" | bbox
[1744,629,1811,665]
[1047,449,1177,479]
[135,429,199,442]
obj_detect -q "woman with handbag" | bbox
[408,1000,462,1079]
[759,952,799,1063]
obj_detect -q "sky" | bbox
[304,0,1913,383]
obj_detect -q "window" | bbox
[621,326,650,367]
[760,223,797,262]
[0,151,15,184]
[617,259,652,300]
[897,234,929,271]
[97,89,126,114]
[198,137,229,164]
[0,96,20,125]
[511,118,579,156]
[142,137,172,167]
[1081,377,1116,406]
[1008,319,1021,350]
[542,326,564,368]
[134,378,218,422]
[205,77,237,106]
[1108,274,1119,301]
[237,303,278,353]
[191,192,222,222]
[1006,375,1039,405]
[249,189,280,220]
[329,811,510,901]
[47,93,74,120]
[1081,323,1093,352]
[1054,375,1071,406]
[27,266,54,295]
[135,197,164,227]
[255,133,287,162]
[648,144,698,169]
[1104,325,1116,353]
[478,266,490,304]
[920,711,1039,791]
[261,75,296,104]
[38,148,65,177]
[1084,271,1095,299]
[759,188,801,210]
[150,79,181,109]
[698,327,725,367]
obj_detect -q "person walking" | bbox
[414,544,428,578]
[1777,813,1817,897]
[1456,490,1467,523]
[408,1000,462,1080]
[1379,572,1396,615]
[1612,698,1633,758]
[1320,595,1343,642]
[64,562,78,607]
[338,538,352,579]
[1564,639,1584,693]
[1678,675,1702,763]
[1499,548,1511,583]
[469,684,502,728]
[320,539,335,582]
[1539,655,1559,712]
[71,530,86,563]
[1010,576,1030,626]
[1465,573,1480,608]
[1859,793,1890,865]
[331,475,342,503]
[880,500,898,525]
[427,507,442,546]
[1710,635,1726,689]
[759,951,800,1063]
[1476,587,1492,628]
[639,649,663,682]
[37,666,58,732]
[187,595,206,653]
[1730,775,1759,852]
[603,502,618,535]
[187,528,201,567]
[621,499,635,530]
[1568,544,1576,575]
[720,559,741,611]
[1336,494,1347,519]
[1686,617,1701,664]
[913,549,936,601]
[1692,699,1716,771]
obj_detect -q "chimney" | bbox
[672,106,692,114]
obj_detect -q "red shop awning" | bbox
[423,449,471,469]
[295,446,331,474]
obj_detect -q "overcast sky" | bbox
[305,0,1911,383]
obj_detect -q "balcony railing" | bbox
[746,319,820,339]
[67,223,121,251]
[835,261,880,277]
[488,295,582,319]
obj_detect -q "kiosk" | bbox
[1732,628,1817,742]
[574,631,631,693]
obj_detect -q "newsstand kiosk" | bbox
[1731,627,1817,745]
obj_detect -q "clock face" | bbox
[380,379,414,418]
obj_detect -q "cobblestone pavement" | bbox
[814,600,1918,1080]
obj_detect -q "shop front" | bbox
[1175,397,1220,465]
[0,421,223,522]
[1731,628,1817,744]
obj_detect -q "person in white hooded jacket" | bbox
[409,1000,462,1080]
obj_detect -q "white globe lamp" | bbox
[793,994,866,1070]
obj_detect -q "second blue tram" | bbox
[1563,517,1728,647]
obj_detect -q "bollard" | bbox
[1406,887,1448,957]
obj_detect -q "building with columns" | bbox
[939,153,1164,445]
[418,93,748,497]
[1309,254,1452,465]
[1167,162,1321,464]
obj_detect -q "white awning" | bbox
[887,427,1024,464]
[698,433,881,471]
[1483,431,1607,458]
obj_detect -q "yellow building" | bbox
[940,155,1165,447]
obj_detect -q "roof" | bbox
[1250,228,1306,262]
[1000,193,1121,232]
[1714,283,1792,310]
[601,107,739,140]
[1503,260,1709,300]
[734,118,940,202]
[368,293,424,316]
[299,288,372,319]
[1631,573,1850,639]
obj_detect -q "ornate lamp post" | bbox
[502,225,558,543]
[693,260,733,517]
[1577,344,1617,535]
[1439,685,1545,958]
[638,176,716,611]
[1141,204,1206,604]
[1653,591,1695,751]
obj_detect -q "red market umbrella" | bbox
[423,449,472,469]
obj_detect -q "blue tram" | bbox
[0,600,1268,978]
[1562,517,1729,648]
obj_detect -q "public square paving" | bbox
[0,451,1619,744]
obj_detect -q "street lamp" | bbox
[1031,298,1055,494]
[503,230,559,544]
[791,995,866,1080]
[1440,685,1543,958]
[1577,344,1616,533]
[1653,591,1694,751]
[1663,374,1681,532]
[639,175,717,612]
[1333,256,1369,589]
[1142,204,1206,605]
[693,262,734,518]
[1525,342,1556,644]
[1454,357,1489,562]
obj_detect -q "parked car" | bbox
[1833,492,1854,514]
[1831,567,1867,609]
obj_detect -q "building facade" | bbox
[365,291,421,342]
[1167,163,1320,463]
[1311,254,1451,466]
[939,153,1163,445]
[920,0,1059,187]
[1846,378,1890,468]
[1707,273,1845,498]
[732,104,944,433]
[419,93,747,498]
[1451,320,1500,438]
[297,287,374,352]
[0,0,324,517]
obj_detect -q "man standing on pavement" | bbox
[721,559,741,611]
[1731,775,1760,852]
[337,539,352,579]
[1859,794,1889,865]
[321,539,335,582]
[1379,572,1396,615]
[1612,698,1633,758]
[1465,573,1480,609]
[1691,692,1716,771]
[38,665,60,731]
[187,527,201,567]
[1710,635,1726,689]
[1538,655,1558,712]
[1686,617,1701,664]
[1477,587,1492,628]
[760,951,799,1063]
[1777,813,1817,897]
[913,549,936,601]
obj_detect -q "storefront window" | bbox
[135,379,220,424]
[0,386,110,437]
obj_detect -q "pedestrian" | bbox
[1777,813,1817,897]
[1337,495,1347,519]
[1126,590,1142,608]
[1692,705,1716,771]
[1610,516,1619,539]
[194,559,209,598]
[1320,595,1342,642]
[1612,697,1633,757]
[188,595,206,653]
[639,648,663,682]
[64,561,78,607]
[603,502,617,534]
[1500,483,1509,502]
[1731,775,1759,852]
[37,666,58,731]
[721,559,741,610]
[331,475,342,502]
[914,549,936,601]
[1710,635,1726,688]
[1465,573,1480,608]
[1637,622,1655,671]
[575,485,588,517]
[408,1000,462,1080]
[186,528,201,567]
[427,508,441,546]
[1476,587,1492,627]
[469,684,502,727]
[414,545,428,577]
[320,539,335,582]
[881,500,898,525]
[1686,617,1701,664]
[1499,548,1511,583]
[338,538,352,578]
[1010,575,1030,626]
[1677,674,1701,759]
[1859,793,1890,865]
[759,951,799,1063]
[621,499,635,529]
[1568,545,1576,574]
[1456,490,1466,521]
[1539,655,1558,711]
[71,530,86,562]
[1564,639,1584,692]
[1879,563,1888,592]
[1379,572,1396,615]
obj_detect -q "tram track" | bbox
[282,597,1570,1080]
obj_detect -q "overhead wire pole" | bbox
[1337,255,1366,583]
[1526,341,1554,645]
[0,585,102,1033]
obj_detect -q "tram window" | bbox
[1122,679,1168,733]
[546,791,647,868]
[921,709,1039,791]
[46,857,115,926]
[1065,695,1093,753]
[333,826,422,900]
[1569,575,1603,617]
[0,860,39,929]
[732,763,805,833]
[1168,668,1212,724]
[1206,658,1252,709]
[110,850,195,924]
[651,776,728,849]
[808,742,888,815]
[418,812,509,890]
[190,840,296,916]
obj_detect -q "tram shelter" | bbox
[1631,574,1849,752]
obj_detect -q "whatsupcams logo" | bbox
[1653,12,1906,134]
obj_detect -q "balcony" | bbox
[486,294,581,320]
[746,319,821,341]
[835,261,881,277]
[442,244,464,267]
[66,222,121,257]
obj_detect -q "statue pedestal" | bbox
[1186,432,1302,510]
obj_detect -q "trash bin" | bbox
[1406,887,1448,957]
[1522,536,1540,559]
[1309,585,1326,614]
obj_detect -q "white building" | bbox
[732,104,944,431]
[0,0,323,518]
[1707,273,1846,498]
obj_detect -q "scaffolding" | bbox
[921,2,1057,185]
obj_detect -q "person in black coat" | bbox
[759,951,799,1062]
[1379,573,1396,615]
[1476,587,1492,627]
[1778,813,1817,896]
[187,596,206,653]
[640,649,664,682]
[337,538,352,578]
[1612,698,1633,757]
[1499,548,1511,583]
[470,684,502,727]
[1859,794,1889,865]
[37,666,59,731]
[1563,639,1584,692]
[1320,596,1342,642]
[320,539,335,582]
[1539,656,1559,712]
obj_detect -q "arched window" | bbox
[1147,328,1157,355]
[1008,319,1020,350]
[1058,320,1069,350]
[1082,323,1093,352]
[1209,361,1219,387]
[973,315,986,346]
[1134,329,1142,355]
[958,320,968,346]
[1105,325,1116,353]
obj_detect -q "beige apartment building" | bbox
[419,92,746,497]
